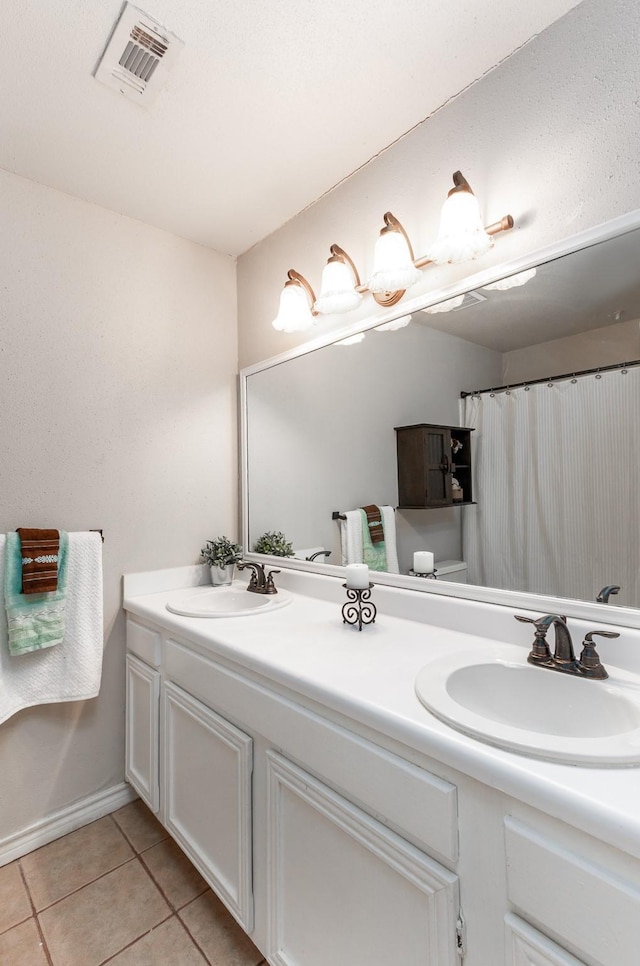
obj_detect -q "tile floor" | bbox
[0,800,266,965]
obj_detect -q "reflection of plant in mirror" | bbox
[201,536,243,566]
[254,531,294,557]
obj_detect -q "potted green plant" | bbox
[253,530,294,557]
[200,536,243,586]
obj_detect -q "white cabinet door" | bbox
[125,654,160,812]
[266,751,460,966]
[163,682,253,930]
[506,914,588,965]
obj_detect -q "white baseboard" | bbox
[0,782,138,867]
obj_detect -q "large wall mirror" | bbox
[241,213,640,627]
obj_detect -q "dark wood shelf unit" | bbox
[395,423,474,509]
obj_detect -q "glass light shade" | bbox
[272,282,315,332]
[368,230,422,293]
[428,189,493,265]
[314,259,362,314]
[482,267,537,291]
[335,332,366,346]
[422,294,465,314]
[375,315,412,332]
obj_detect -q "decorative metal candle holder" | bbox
[408,569,438,579]
[342,583,377,631]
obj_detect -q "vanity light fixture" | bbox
[427,171,497,265]
[270,170,514,333]
[367,212,422,307]
[314,244,363,315]
[272,269,318,332]
[482,267,537,291]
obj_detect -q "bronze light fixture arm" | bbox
[286,268,320,316]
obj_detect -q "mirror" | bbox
[242,215,640,619]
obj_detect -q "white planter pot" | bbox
[209,564,234,586]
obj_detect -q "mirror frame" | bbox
[240,208,640,629]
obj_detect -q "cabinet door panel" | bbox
[163,682,253,930]
[125,654,160,812]
[506,914,587,966]
[267,752,459,966]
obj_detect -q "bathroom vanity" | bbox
[123,567,640,966]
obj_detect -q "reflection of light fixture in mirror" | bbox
[375,315,412,332]
[427,172,502,265]
[482,267,537,291]
[335,332,366,346]
[272,270,318,332]
[368,212,422,308]
[422,294,466,314]
[314,245,363,315]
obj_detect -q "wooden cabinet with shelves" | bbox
[395,423,474,509]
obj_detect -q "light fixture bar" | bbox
[414,215,514,269]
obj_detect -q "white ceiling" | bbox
[1,0,581,256]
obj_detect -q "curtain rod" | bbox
[460,358,640,398]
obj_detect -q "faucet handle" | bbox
[265,569,281,595]
[514,613,553,663]
[578,630,620,679]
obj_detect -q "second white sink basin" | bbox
[167,585,291,618]
[415,643,640,765]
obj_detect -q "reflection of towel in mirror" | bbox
[339,511,363,566]
[340,505,399,573]
[360,509,387,571]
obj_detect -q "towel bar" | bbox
[332,512,347,521]
[90,529,105,542]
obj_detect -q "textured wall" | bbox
[0,168,237,843]
[237,0,640,368]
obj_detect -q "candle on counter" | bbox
[413,551,434,574]
[345,563,370,589]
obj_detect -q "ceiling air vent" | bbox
[94,3,184,107]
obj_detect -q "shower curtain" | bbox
[462,367,640,607]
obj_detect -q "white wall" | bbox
[237,0,640,369]
[0,168,237,845]
[503,317,640,385]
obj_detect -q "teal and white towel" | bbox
[5,531,69,655]
[0,531,104,725]
[360,508,388,572]
[339,506,399,574]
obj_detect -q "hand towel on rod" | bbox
[0,531,104,726]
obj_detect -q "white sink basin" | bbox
[166,585,291,618]
[415,643,640,765]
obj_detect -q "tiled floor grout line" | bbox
[25,852,139,916]
[97,911,176,966]
[17,861,55,966]
[137,849,208,914]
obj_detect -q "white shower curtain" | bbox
[462,367,640,607]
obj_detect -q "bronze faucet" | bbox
[515,613,619,679]
[237,561,280,595]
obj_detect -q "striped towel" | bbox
[17,527,61,594]
[5,531,69,655]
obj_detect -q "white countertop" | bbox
[123,565,640,863]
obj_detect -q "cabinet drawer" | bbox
[505,818,640,966]
[165,637,458,863]
[126,617,161,667]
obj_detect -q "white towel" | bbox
[0,531,104,726]
[339,505,399,573]
[339,511,364,567]
[381,505,400,574]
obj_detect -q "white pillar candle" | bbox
[345,563,370,589]
[413,551,434,574]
